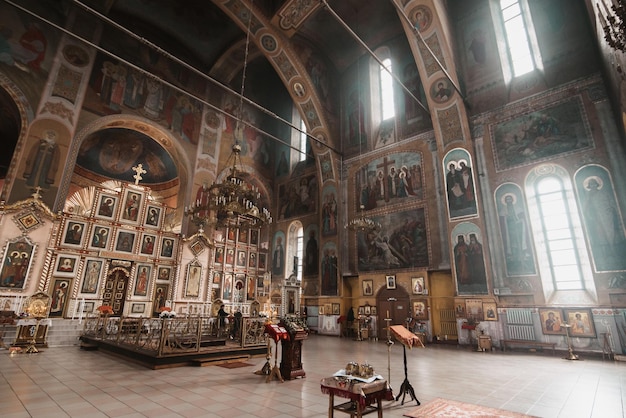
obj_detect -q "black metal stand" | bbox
[395,344,419,405]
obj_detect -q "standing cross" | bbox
[132,163,147,185]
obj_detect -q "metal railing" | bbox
[82,316,268,356]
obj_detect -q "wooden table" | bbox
[320,376,393,417]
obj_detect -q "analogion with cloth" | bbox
[320,363,393,417]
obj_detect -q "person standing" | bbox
[217,304,228,331]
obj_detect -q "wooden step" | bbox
[80,342,99,351]
[190,354,250,367]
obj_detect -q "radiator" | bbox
[507,324,535,340]
[439,309,456,322]
[440,321,458,336]
[506,308,533,325]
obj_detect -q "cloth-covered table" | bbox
[320,376,393,417]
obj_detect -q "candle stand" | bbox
[562,323,580,361]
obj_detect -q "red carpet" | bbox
[403,398,537,418]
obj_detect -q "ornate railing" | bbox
[81,316,268,355]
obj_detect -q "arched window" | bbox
[533,176,584,290]
[287,221,304,282]
[380,58,395,121]
[369,47,395,132]
[525,166,595,301]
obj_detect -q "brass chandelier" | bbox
[185,0,271,232]
[346,204,381,233]
[185,143,272,232]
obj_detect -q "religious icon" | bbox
[121,191,142,222]
[63,221,85,246]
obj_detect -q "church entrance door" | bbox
[376,286,410,340]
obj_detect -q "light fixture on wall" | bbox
[184,0,271,233]
[346,206,381,233]
[598,0,626,52]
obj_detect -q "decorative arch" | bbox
[0,72,34,203]
[214,0,338,170]
[60,114,192,229]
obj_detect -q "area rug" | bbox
[216,362,255,369]
[403,398,536,418]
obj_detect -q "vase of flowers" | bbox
[159,307,176,319]
[97,305,114,317]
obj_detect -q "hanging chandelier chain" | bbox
[236,0,254,140]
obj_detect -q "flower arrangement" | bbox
[279,316,309,335]
[97,305,114,316]
[159,307,176,318]
[462,317,478,330]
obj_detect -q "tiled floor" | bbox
[1,334,624,417]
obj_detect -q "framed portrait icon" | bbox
[134,264,152,297]
[539,308,566,335]
[80,258,104,294]
[54,254,80,277]
[160,237,176,259]
[88,226,111,250]
[115,230,137,253]
[144,205,162,228]
[95,193,118,220]
[362,279,373,296]
[62,220,86,247]
[139,233,157,255]
[157,265,172,281]
[386,275,396,289]
[49,278,71,317]
[0,237,35,290]
[411,277,425,294]
[482,302,498,321]
[564,308,596,338]
[185,261,202,298]
[413,299,429,320]
[120,189,143,224]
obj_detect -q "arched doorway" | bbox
[102,267,130,316]
[376,285,410,339]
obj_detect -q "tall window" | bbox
[299,119,307,162]
[532,176,584,290]
[296,227,303,282]
[380,58,395,120]
[287,222,304,282]
[499,0,535,77]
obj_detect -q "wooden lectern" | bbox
[389,325,423,406]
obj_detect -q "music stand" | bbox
[390,325,423,406]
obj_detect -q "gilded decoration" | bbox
[437,104,464,147]
[41,101,74,124]
[277,0,321,31]
[417,33,446,77]
[52,64,82,104]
